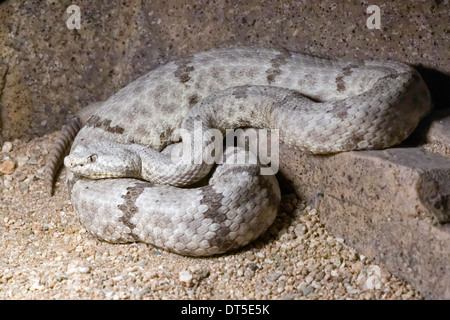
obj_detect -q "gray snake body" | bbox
[48,47,431,256]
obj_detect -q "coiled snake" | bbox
[45,47,431,256]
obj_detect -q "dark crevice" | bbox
[0,64,9,143]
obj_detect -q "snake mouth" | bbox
[79,172,124,179]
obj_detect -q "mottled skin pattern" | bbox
[69,148,281,256]
[59,47,431,256]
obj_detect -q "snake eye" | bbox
[87,154,97,163]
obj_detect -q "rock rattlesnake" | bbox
[45,47,431,256]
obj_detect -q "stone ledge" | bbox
[279,146,450,299]
[426,110,450,154]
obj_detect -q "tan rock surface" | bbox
[279,128,450,299]
[0,0,448,142]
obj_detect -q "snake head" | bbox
[64,140,141,179]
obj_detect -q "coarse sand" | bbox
[0,132,422,299]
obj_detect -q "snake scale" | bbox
[45,47,431,256]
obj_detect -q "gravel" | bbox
[0,132,423,299]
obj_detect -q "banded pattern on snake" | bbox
[46,47,431,256]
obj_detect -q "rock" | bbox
[16,156,29,168]
[247,263,258,272]
[266,272,281,282]
[244,268,255,279]
[78,266,91,274]
[0,159,15,175]
[179,271,193,283]
[300,284,314,296]
[1,141,12,153]
[194,268,210,281]
[0,1,447,142]
[67,264,78,275]
[27,157,38,165]
[244,263,257,279]
[316,271,326,281]
[351,261,364,274]
[13,171,26,182]
[281,293,295,300]
[3,179,10,188]
[426,110,450,148]
[280,134,450,299]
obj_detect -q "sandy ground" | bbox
[0,131,422,299]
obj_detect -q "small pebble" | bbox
[79,266,91,274]
[351,261,364,274]
[294,224,307,237]
[27,157,38,165]
[16,156,29,167]
[179,271,193,283]
[1,141,13,153]
[267,272,281,282]
[13,171,26,182]
[244,268,254,279]
[301,285,314,296]
[0,159,15,175]
[3,179,10,188]
[247,263,258,271]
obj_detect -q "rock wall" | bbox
[0,0,448,142]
